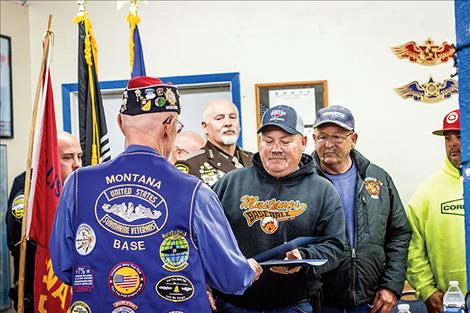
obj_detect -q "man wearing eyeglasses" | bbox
[49,76,262,313]
[312,105,411,313]
[175,99,252,186]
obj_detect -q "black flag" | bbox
[76,14,111,165]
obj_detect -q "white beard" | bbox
[222,134,237,145]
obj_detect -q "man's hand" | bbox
[247,258,263,282]
[425,290,444,313]
[370,288,397,313]
[206,289,216,311]
[269,249,302,275]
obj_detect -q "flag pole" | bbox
[17,14,53,313]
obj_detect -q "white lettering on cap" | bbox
[323,111,345,119]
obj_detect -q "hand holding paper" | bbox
[269,249,303,275]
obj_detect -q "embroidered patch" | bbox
[175,164,189,174]
[11,194,25,219]
[156,96,166,107]
[141,99,151,112]
[73,265,94,293]
[364,177,383,199]
[239,195,307,234]
[156,276,194,302]
[71,301,92,313]
[160,230,189,272]
[165,88,177,105]
[144,88,156,100]
[112,300,138,313]
[108,262,145,299]
[95,184,168,238]
[75,223,96,256]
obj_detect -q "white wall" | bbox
[8,1,458,204]
[0,1,32,193]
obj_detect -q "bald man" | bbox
[170,130,205,164]
[175,99,252,186]
[58,131,83,181]
[50,76,261,312]
[6,131,82,312]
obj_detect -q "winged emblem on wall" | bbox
[395,77,458,103]
[392,39,455,65]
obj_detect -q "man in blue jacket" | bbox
[49,76,261,313]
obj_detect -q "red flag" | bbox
[27,67,72,312]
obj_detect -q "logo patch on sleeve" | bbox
[108,262,145,299]
[11,195,25,219]
[156,276,194,302]
[159,230,189,272]
[175,164,189,174]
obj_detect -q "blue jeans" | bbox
[215,298,313,313]
[321,303,372,313]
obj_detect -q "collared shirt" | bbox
[50,144,254,295]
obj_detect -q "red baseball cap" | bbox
[432,109,460,136]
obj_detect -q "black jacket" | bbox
[5,172,36,312]
[313,150,412,307]
[213,153,345,309]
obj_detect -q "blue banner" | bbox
[131,25,146,78]
[455,0,470,291]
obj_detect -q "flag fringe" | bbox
[127,13,140,73]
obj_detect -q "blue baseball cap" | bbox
[313,105,355,131]
[257,105,304,135]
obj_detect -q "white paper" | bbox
[268,88,316,125]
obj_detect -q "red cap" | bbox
[432,109,460,136]
[127,76,163,88]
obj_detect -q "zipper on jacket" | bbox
[362,196,369,234]
[351,180,363,306]
[351,249,357,304]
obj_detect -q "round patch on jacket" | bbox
[160,230,189,272]
[156,276,194,302]
[108,262,145,299]
[95,183,168,238]
[11,194,25,220]
[75,224,96,256]
[71,301,92,313]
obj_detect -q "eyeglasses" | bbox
[163,115,184,134]
[314,133,353,144]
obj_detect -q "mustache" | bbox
[221,127,236,134]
